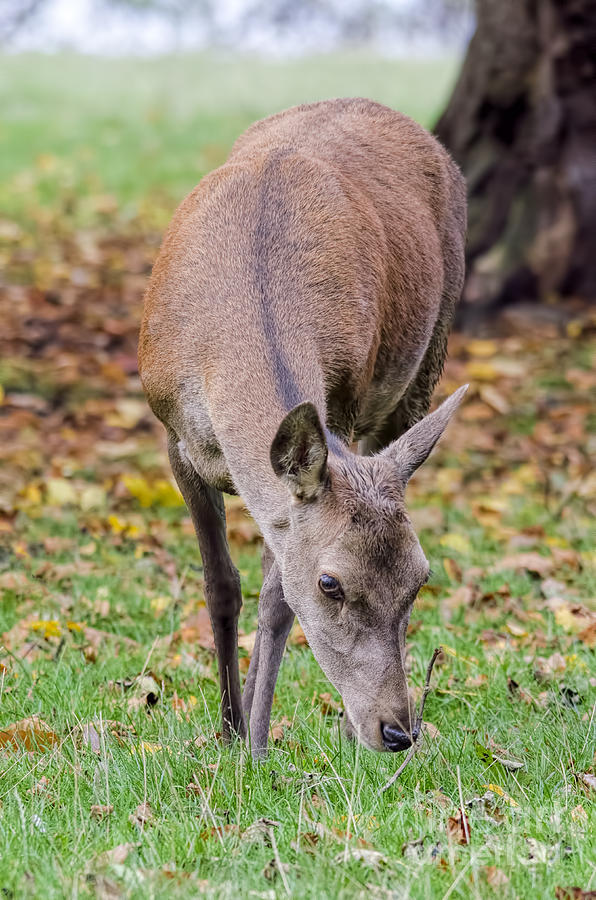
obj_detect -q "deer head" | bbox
[270,385,467,752]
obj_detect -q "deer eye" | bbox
[318,574,344,599]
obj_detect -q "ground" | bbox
[0,53,595,900]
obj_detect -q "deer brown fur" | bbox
[139,98,467,757]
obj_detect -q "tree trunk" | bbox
[436,0,596,323]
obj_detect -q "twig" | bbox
[378,646,441,795]
[456,764,470,844]
[269,825,291,897]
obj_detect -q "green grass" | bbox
[1,486,594,898]
[0,52,458,221]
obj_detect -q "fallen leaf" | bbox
[91,804,114,820]
[533,652,567,681]
[555,887,596,899]
[333,847,387,868]
[94,843,137,867]
[0,716,59,752]
[483,866,509,887]
[291,832,320,853]
[466,339,498,358]
[289,621,308,646]
[129,801,155,828]
[176,607,215,651]
[263,857,291,882]
[571,804,588,824]
[443,557,462,582]
[27,776,55,803]
[318,692,342,714]
[439,533,471,555]
[241,818,280,845]
[82,722,103,754]
[555,604,595,635]
[494,552,553,576]
[270,716,293,743]
[46,477,77,506]
[580,773,596,793]
[446,809,470,845]
[238,630,258,654]
[482,784,518,807]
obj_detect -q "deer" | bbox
[139,98,467,759]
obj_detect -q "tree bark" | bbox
[436,0,596,323]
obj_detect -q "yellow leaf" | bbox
[466,339,498,358]
[483,784,518,807]
[80,485,107,511]
[46,478,77,506]
[555,605,594,633]
[435,467,463,495]
[129,741,165,754]
[566,320,583,338]
[121,475,154,507]
[466,361,498,381]
[122,475,183,508]
[441,644,478,666]
[21,483,42,505]
[151,596,171,614]
[108,514,126,534]
[30,620,61,639]
[439,533,471,555]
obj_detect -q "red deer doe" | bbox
[139,98,467,758]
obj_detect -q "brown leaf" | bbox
[0,716,59,752]
[237,630,257,654]
[129,801,155,828]
[270,715,293,743]
[533,652,566,681]
[288,621,308,646]
[27,775,55,803]
[176,606,215,650]
[494,552,554,577]
[199,824,239,840]
[443,557,462,582]
[580,773,596,793]
[333,847,387,868]
[555,889,596,900]
[578,622,596,647]
[94,843,137,867]
[241,817,280,845]
[482,866,509,887]
[317,692,342,714]
[446,809,470,845]
[291,832,320,853]
[91,804,114,820]
[0,571,32,591]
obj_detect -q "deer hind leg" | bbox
[243,543,294,759]
[167,432,245,742]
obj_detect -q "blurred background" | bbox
[0,0,594,535]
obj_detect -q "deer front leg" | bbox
[243,556,294,758]
[168,434,245,742]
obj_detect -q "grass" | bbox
[0,469,594,897]
[0,52,458,221]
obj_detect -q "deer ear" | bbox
[270,402,328,502]
[382,385,468,483]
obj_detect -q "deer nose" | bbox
[381,722,418,752]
